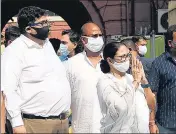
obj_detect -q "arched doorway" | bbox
[1,0,92,33]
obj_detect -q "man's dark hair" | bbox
[62,29,80,44]
[17,6,47,33]
[165,25,176,50]
[132,36,147,44]
[4,26,21,47]
[49,38,61,54]
[62,29,83,54]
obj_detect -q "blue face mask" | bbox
[58,43,70,62]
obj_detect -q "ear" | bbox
[168,40,172,47]
[7,40,12,45]
[135,43,139,50]
[25,26,32,34]
[73,43,77,49]
[81,37,87,46]
[107,57,113,64]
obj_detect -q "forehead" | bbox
[84,24,102,35]
[61,34,70,42]
[35,16,48,23]
[138,39,147,44]
[115,45,129,56]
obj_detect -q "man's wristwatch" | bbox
[141,84,150,88]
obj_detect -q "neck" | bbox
[110,68,125,79]
[85,51,102,68]
[86,51,101,61]
[139,53,144,57]
[169,48,176,58]
[68,50,76,58]
[86,50,101,58]
[24,33,45,46]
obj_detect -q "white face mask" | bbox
[112,60,130,73]
[84,36,104,52]
[138,46,147,56]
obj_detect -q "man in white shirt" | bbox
[1,25,21,134]
[64,22,104,133]
[1,6,71,133]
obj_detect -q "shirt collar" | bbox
[165,52,172,59]
[165,52,176,64]
[82,51,103,68]
[20,34,49,49]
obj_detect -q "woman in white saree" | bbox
[97,42,149,133]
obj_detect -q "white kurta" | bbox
[97,73,138,133]
[64,52,103,133]
[97,73,150,133]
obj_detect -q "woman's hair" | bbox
[101,42,126,73]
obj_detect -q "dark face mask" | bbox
[30,26,49,40]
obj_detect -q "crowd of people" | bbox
[1,6,176,134]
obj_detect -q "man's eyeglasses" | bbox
[82,34,103,38]
[29,20,51,27]
[114,53,132,62]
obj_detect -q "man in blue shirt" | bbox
[149,25,176,133]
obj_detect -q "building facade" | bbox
[1,0,169,40]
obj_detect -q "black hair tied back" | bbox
[100,59,110,73]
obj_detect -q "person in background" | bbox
[64,22,104,133]
[121,38,154,80]
[49,38,61,54]
[121,39,158,133]
[1,6,71,133]
[4,25,21,47]
[132,36,148,57]
[4,25,21,134]
[59,30,83,132]
[1,34,5,54]
[149,25,176,133]
[1,92,5,133]
[59,29,83,61]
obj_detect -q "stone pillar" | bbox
[168,1,176,26]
